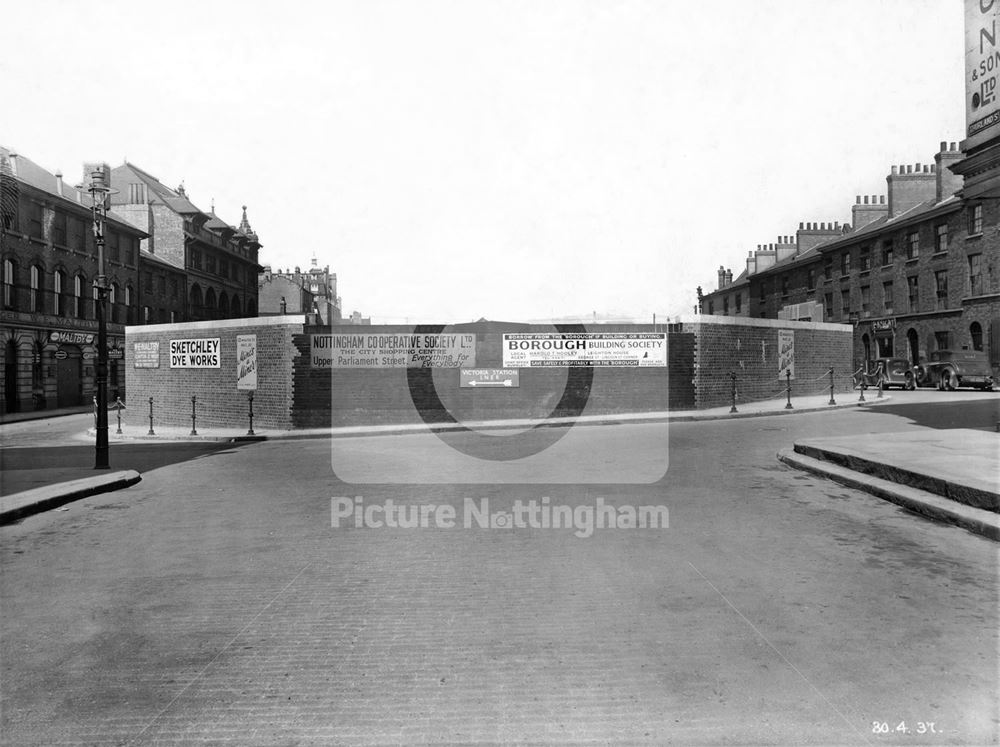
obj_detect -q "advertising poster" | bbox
[502,333,667,367]
[236,334,257,390]
[310,333,476,368]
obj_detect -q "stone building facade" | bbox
[1,148,146,413]
[109,162,263,322]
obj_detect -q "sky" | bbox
[1,1,965,324]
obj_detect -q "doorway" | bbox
[56,346,83,407]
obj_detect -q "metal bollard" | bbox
[729,371,738,414]
[190,395,198,436]
[785,369,793,410]
[877,365,884,400]
[247,391,256,436]
[828,368,836,406]
[115,397,124,435]
[93,396,98,428]
[858,373,866,403]
[147,397,155,436]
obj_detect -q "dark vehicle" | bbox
[864,358,916,390]
[914,350,995,391]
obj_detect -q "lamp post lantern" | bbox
[87,165,112,470]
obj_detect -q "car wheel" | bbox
[904,373,915,391]
[943,369,958,391]
[914,365,928,387]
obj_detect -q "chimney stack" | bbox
[717,265,726,290]
[887,155,936,218]
[746,251,757,275]
[796,220,843,253]
[851,194,888,230]
[724,268,733,285]
[7,151,18,177]
[55,170,64,197]
[934,141,963,202]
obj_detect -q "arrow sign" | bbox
[460,369,520,388]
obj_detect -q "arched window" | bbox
[2,259,14,309]
[190,284,203,317]
[53,270,65,315]
[29,265,42,312]
[970,322,984,352]
[231,295,241,317]
[74,275,85,319]
[861,333,871,362]
[246,299,256,317]
[110,282,119,323]
[125,284,134,323]
[218,291,229,318]
[204,287,216,316]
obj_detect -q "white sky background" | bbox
[1,1,964,323]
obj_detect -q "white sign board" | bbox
[236,334,257,390]
[503,333,667,367]
[460,368,520,388]
[311,333,476,368]
[170,338,220,368]
[777,329,795,380]
[966,0,1000,148]
[133,341,160,368]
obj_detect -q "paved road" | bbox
[0,399,997,745]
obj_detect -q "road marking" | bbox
[129,562,313,744]
[687,561,874,745]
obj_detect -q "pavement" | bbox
[2,396,997,744]
[779,429,1000,541]
[2,389,998,539]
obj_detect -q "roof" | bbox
[138,248,184,272]
[0,146,147,236]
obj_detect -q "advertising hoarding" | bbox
[502,333,667,367]
[311,333,476,368]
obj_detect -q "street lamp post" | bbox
[88,165,111,470]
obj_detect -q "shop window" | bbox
[934,331,951,351]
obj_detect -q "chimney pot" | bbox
[880,195,885,204]
[864,195,869,204]
[856,195,861,204]
[891,165,898,175]
[798,222,804,229]
[950,141,957,150]
[940,141,947,151]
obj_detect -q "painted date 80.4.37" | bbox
[872,721,939,735]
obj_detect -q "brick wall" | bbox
[292,322,695,428]
[123,316,856,429]
[124,316,304,430]
[679,315,854,409]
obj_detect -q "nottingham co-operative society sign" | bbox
[311,333,476,368]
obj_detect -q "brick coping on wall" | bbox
[677,314,852,332]
[125,315,307,334]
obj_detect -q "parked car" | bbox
[914,350,995,391]
[864,358,916,390]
